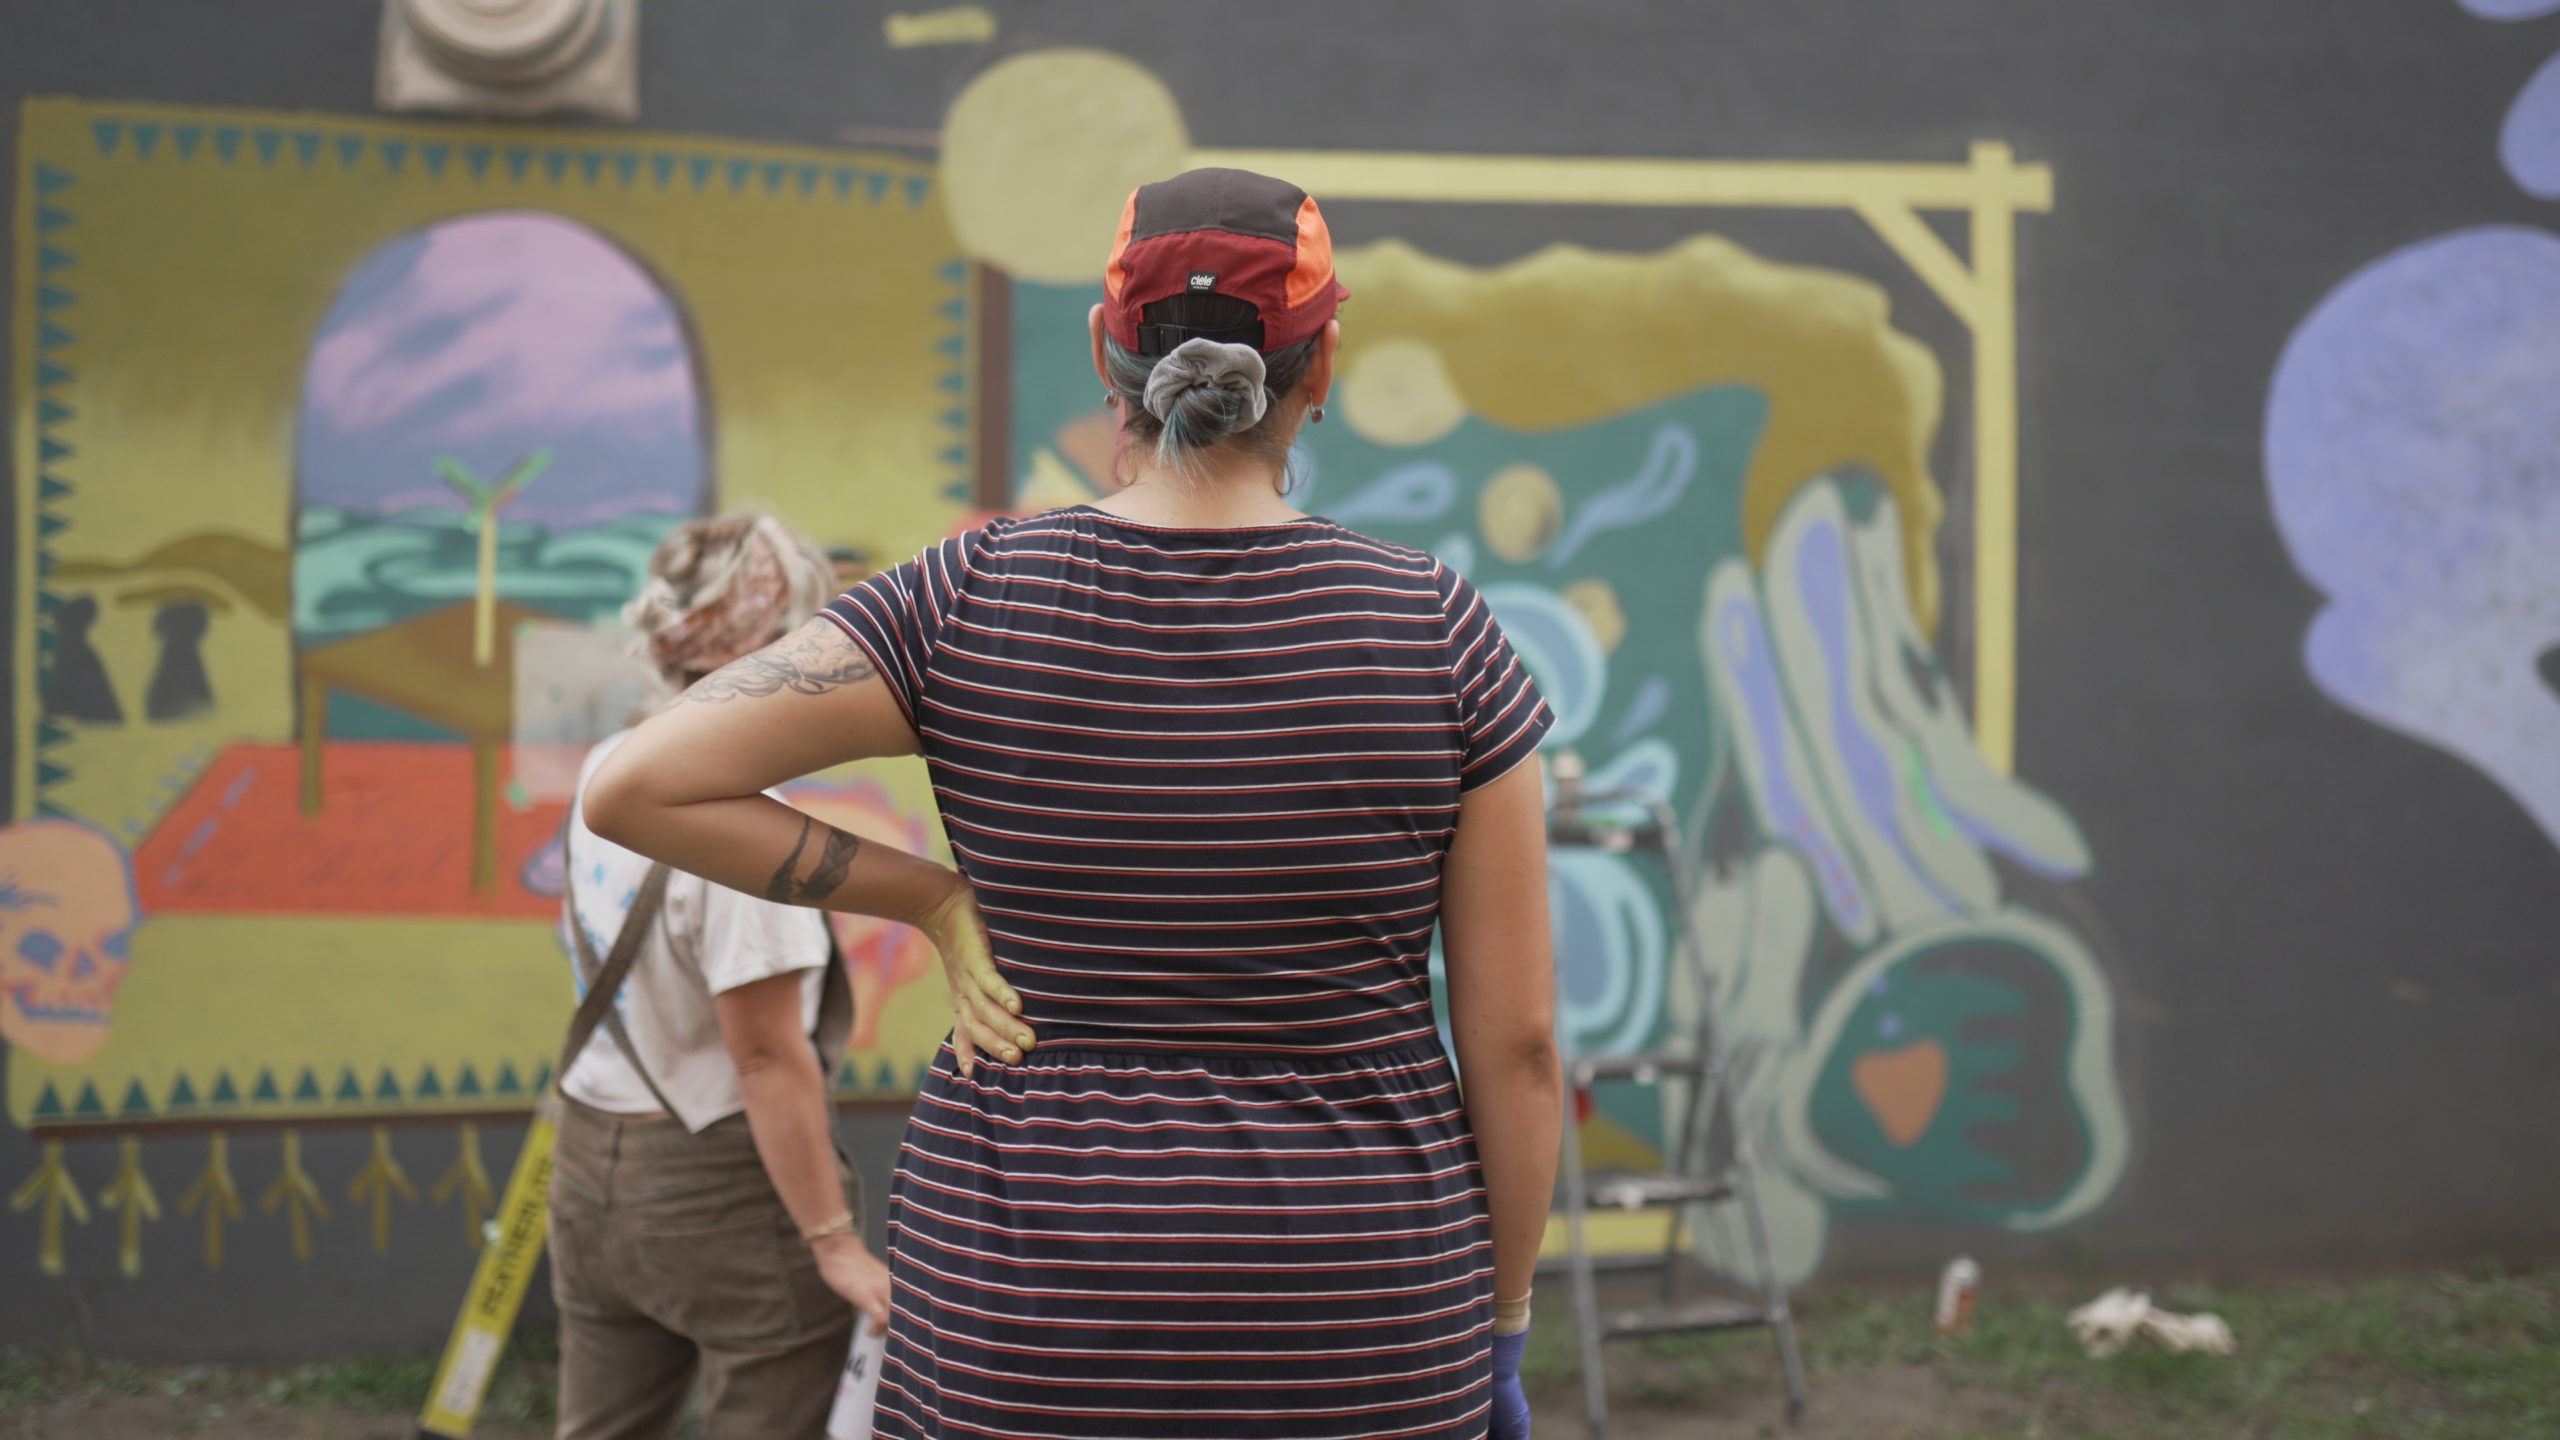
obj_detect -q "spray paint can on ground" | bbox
[825,1322,889,1439]
[1935,1256,1980,1337]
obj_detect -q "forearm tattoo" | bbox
[765,815,864,906]
[686,624,878,704]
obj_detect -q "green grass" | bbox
[1521,1265,2560,1438]
[0,1325,559,1425]
[5,1270,2554,1438]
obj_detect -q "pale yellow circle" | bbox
[1562,578,1628,654]
[939,49,1190,284]
[1478,463,1564,563]
[1338,338,1468,448]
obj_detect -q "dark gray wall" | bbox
[5,0,2557,1359]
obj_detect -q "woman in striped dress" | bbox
[586,167,1561,1439]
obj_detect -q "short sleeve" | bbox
[690,876,833,996]
[819,532,982,728]
[1437,567,1555,791]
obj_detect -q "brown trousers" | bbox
[548,1097,860,1440]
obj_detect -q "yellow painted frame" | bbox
[1189,141,2051,773]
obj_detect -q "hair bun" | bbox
[1141,338,1269,444]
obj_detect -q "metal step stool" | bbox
[1546,754,1808,1435]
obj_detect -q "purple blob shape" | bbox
[2503,49,2560,199]
[2459,0,2560,18]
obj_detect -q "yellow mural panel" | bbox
[10,98,974,1131]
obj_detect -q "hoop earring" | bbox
[1308,405,1326,424]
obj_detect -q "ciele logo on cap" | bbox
[1187,271,1217,292]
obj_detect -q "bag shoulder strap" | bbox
[560,818,681,1116]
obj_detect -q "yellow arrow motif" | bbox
[179,1132,244,1270]
[98,1135,161,1278]
[260,1128,330,1262]
[9,1139,89,1276]
[349,1125,419,1255]
[432,1122,496,1251]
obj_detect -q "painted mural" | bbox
[2265,2,2560,856]
[8,98,978,1274]
[964,50,2129,1283]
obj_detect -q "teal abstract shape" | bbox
[938,445,968,469]
[726,157,753,192]
[40,435,72,461]
[132,123,162,159]
[211,1072,242,1105]
[33,1082,64,1119]
[214,127,242,162]
[423,142,451,177]
[938,297,967,323]
[254,130,283,165]
[175,125,204,159]
[120,1080,154,1116]
[36,759,70,787]
[936,369,966,394]
[614,153,638,186]
[874,1061,898,1091]
[579,152,604,184]
[293,131,322,166]
[904,175,930,208]
[36,206,71,234]
[938,408,968,431]
[495,1062,523,1095]
[255,1070,285,1102]
[690,154,716,189]
[37,513,69,539]
[335,1067,365,1102]
[375,1067,403,1101]
[415,1066,443,1099]
[937,259,966,285]
[505,146,533,180]
[533,1062,553,1092]
[465,145,492,179]
[936,333,965,359]
[39,282,75,311]
[834,167,858,198]
[336,134,366,168]
[35,162,74,195]
[40,398,74,425]
[74,1081,106,1117]
[39,245,73,274]
[37,714,71,742]
[382,139,408,172]
[866,171,891,203]
[37,359,73,387]
[543,150,570,183]
[93,119,121,155]
[39,323,73,352]
[797,163,820,196]
[649,153,674,187]
[168,1074,200,1109]
[454,1064,483,1098]
[762,160,790,193]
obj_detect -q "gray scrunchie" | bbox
[1141,337,1270,427]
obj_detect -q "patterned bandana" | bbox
[625,516,834,680]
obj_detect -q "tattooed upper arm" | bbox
[685,621,878,704]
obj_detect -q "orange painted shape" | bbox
[1851,1038,1948,1148]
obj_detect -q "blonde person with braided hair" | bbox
[549,513,1022,1440]
[588,170,1560,1439]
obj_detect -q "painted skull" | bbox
[0,818,140,1063]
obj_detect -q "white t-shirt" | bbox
[559,731,833,1132]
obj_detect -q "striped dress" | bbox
[823,506,1552,1440]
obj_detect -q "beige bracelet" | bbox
[1493,1290,1533,1334]
[800,1212,857,1245]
